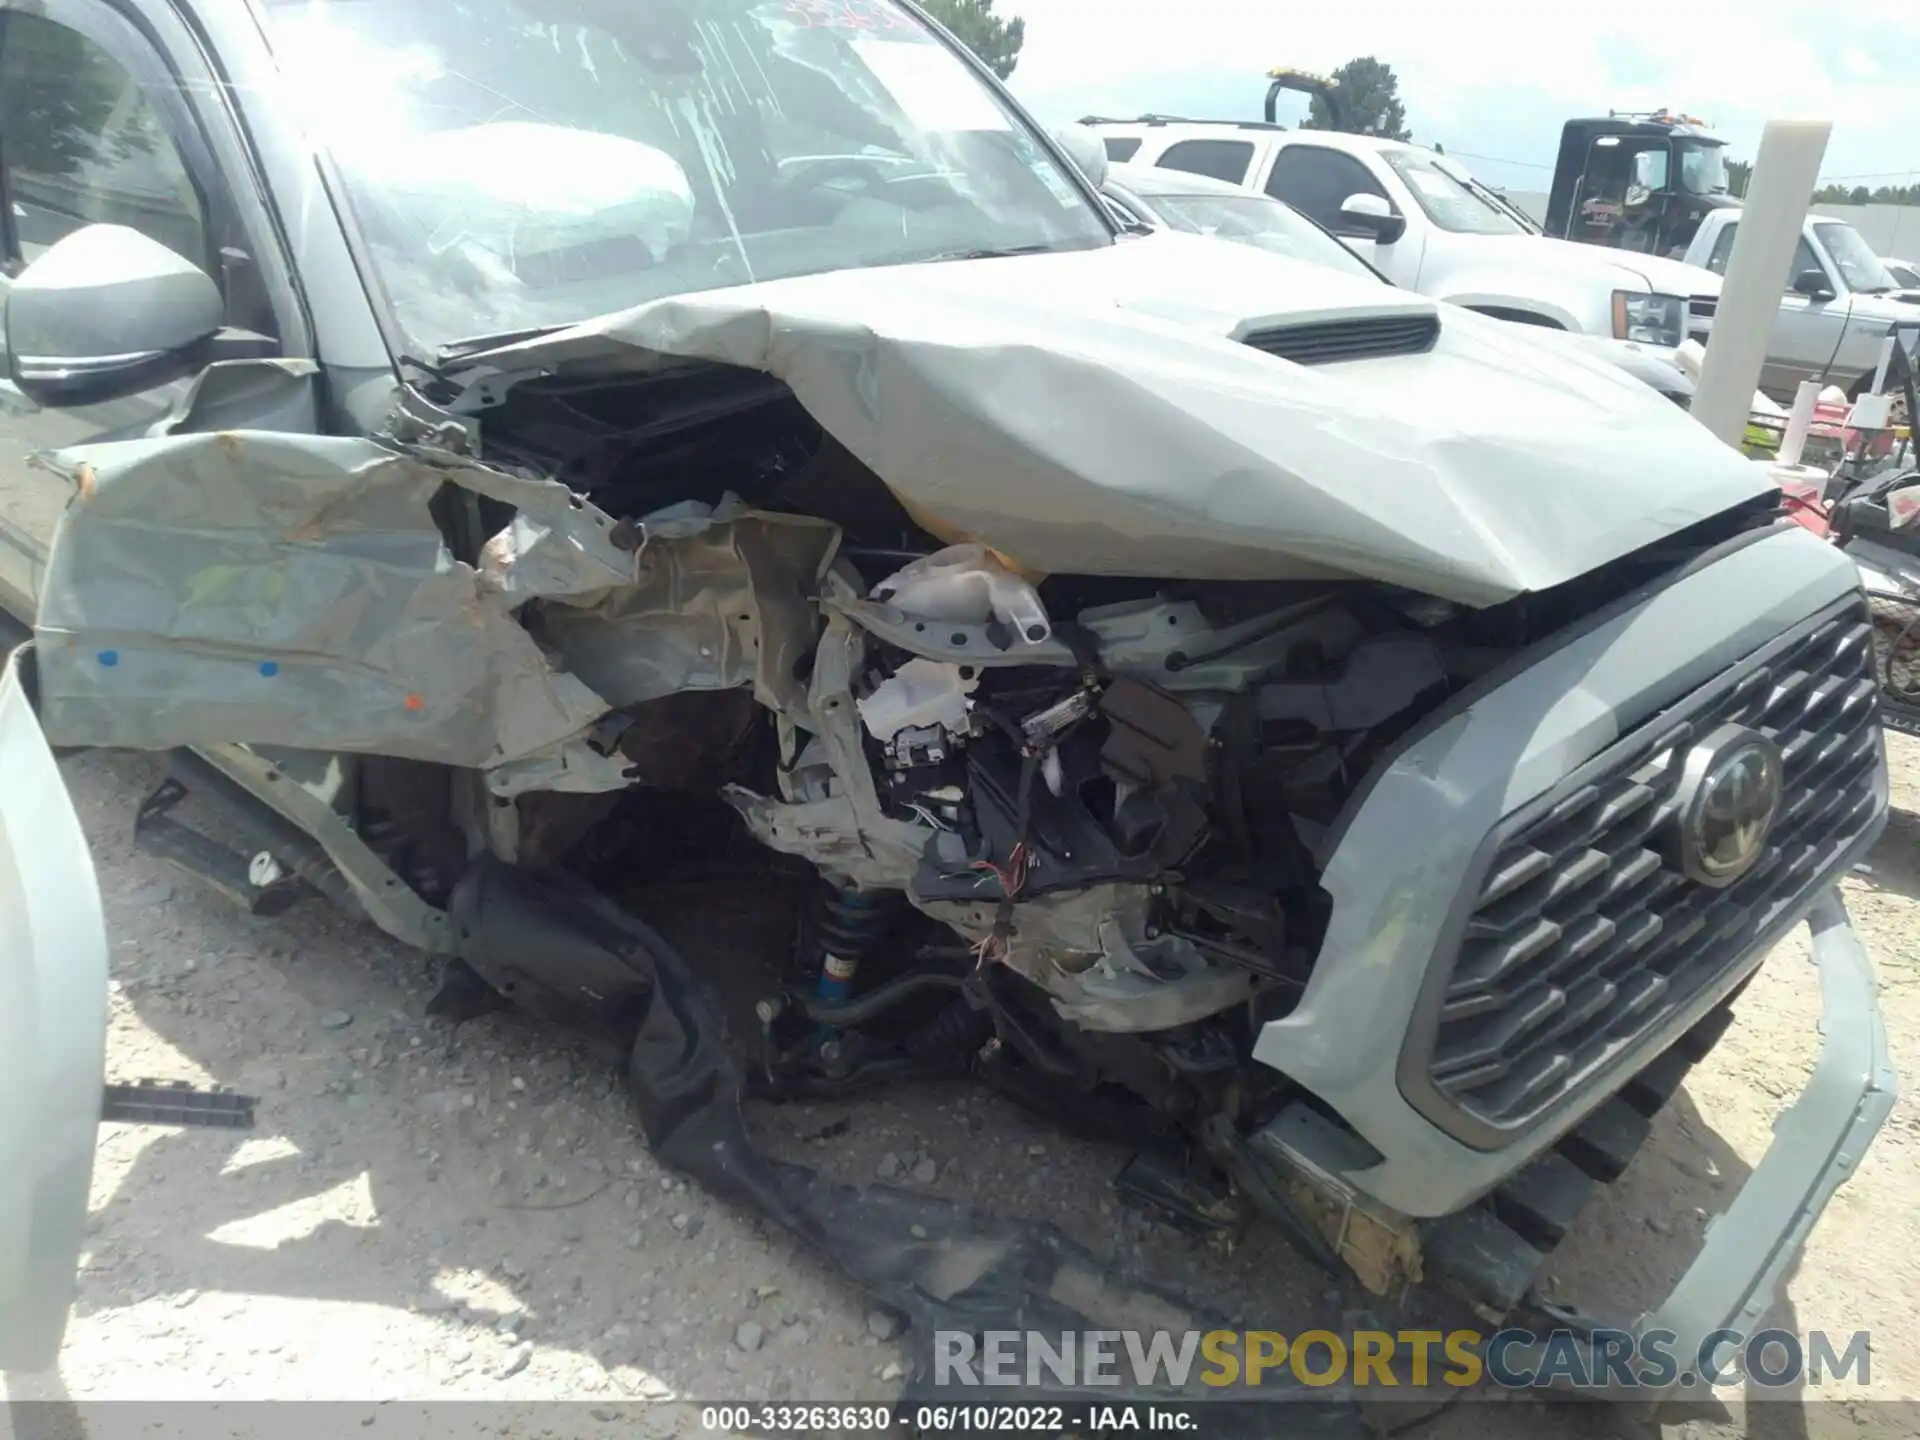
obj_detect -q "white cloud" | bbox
[1004,0,1920,186]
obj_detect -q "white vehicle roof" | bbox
[1087,117,1418,158]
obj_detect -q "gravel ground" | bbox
[6,734,1920,1440]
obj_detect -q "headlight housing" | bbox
[1611,290,1685,347]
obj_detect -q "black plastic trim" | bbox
[1318,505,1784,861]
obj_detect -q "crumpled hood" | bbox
[459,230,1773,607]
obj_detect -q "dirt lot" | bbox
[6,732,1920,1440]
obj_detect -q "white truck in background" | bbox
[1681,209,1920,401]
[1082,117,1723,350]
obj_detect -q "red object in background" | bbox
[1772,471,1832,538]
[1843,424,1899,462]
[1811,398,1898,463]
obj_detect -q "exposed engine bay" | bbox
[371,359,1776,1181]
[24,320,1809,1397]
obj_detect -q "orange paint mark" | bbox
[404,693,425,712]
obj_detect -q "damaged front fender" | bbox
[28,430,835,789]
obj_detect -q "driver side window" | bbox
[1265,146,1389,234]
[1706,224,1824,294]
[0,12,209,277]
[1155,139,1254,186]
[1788,237,1824,292]
[1706,223,1737,273]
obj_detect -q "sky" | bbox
[999,0,1920,197]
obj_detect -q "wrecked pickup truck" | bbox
[0,0,1898,1405]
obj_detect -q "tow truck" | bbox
[1544,110,1741,259]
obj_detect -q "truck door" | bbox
[1703,221,1846,397]
[1570,137,1632,245]
[0,0,290,621]
[1617,145,1670,254]
[1262,143,1424,287]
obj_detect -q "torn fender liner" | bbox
[459,231,1773,607]
[619,895,1365,1429]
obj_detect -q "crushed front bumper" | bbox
[1499,887,1896,1393]
[1630,888,1896,1386]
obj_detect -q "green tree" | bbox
[1301,57,1411,142]
[920,0,1026,81]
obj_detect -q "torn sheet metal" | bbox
[455,230,1774,608]
[151,357,321,438]
[31,428,839,787]
[723,594,930,891]
[524,501,838,717]
[31,431,613,768]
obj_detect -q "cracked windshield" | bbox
[257,0,1110,354]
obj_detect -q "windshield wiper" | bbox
[435,322,577,366]
[911,241,1079,264]
[1468,177,1538,232]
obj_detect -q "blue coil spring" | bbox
[806,881,898,1002]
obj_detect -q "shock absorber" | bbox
[802,880,899,1003]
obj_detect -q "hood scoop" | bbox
[1242,312,1440,366]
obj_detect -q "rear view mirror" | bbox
[1791,268,1834,300]
[1050,124,1109,190]
[1338,192,1406,245]
[6,224,221,407]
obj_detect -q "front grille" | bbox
[1242,313,1439,366]
[1414,598,1882,1138]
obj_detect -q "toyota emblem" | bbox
[1673,724,1784,888]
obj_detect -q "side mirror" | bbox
[1338,192,1406,244]
[1050,124,1109,190]
[1791,268,1835,300]
[5,224,221,407]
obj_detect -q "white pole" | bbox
[1776,379,1821,466]
[1692,119,1833,448]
